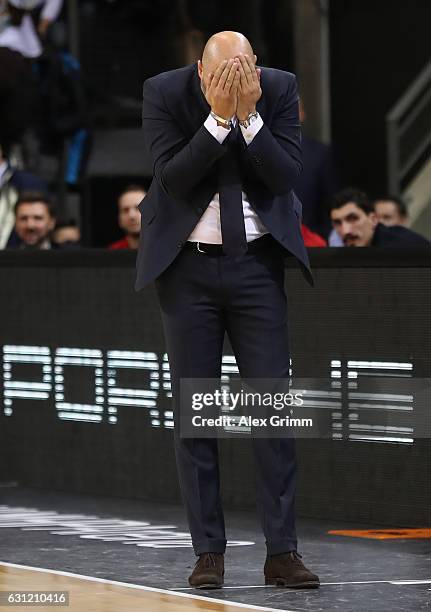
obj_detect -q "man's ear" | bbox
[197,59,203,79]
[253,54,257,64]
[369,211,378,227]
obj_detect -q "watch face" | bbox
[241,112,258,128]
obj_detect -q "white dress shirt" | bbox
[187,112,269,244]
[0,161,8,186]
[0,0,63,58]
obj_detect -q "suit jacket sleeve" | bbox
[243,74,303,196]
[142,78,227,201]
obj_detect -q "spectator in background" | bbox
[294,98,338,238]
[52,219,81,246]
[109,185,146,250]
[0,140,47,248]
[329,188,430,247]
[12,190,57,249]
[373,195,408,227]
[0,0,63,58]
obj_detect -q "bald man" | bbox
[136,31,318,589]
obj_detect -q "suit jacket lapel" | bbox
[190,65,211,130]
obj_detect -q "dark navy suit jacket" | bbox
[135,63,313,290]
[371,223,430,246]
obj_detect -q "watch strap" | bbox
[210,111,233,129]
[239,111,259,129]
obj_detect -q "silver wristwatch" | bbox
[238,111,259,129]
[210,111,233,129]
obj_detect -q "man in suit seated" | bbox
[330,188,430,246]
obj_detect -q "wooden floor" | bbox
[0,563,284,612]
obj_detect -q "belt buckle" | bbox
[196,241,206,254]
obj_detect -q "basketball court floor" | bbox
[1,486,430,611]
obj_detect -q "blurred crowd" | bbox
[5,182,428,253]
[0,0,429,252]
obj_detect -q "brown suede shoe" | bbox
[188,552,224,589]
[264,551,320,588]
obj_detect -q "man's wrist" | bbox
[204,113,231,144]
[210,110,233,129]
[237,107,257,122]
[238,110,259,129]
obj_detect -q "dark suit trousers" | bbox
[155,236,298,556]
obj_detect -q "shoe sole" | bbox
[190,582,224,589]
[265,577,320,589]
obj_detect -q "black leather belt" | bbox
[184,233,274,256]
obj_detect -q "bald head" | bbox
[202,31,254,68]
[198,31,256,91]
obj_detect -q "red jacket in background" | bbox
[108,237,130,250]
[301,224,327,247]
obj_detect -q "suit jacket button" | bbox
[177,241,184,248]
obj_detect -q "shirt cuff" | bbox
[41,0,63,21]
[204,113,231,144]
[239,113,264,145]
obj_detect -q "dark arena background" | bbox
[1,249,431,527]
[1,0,431,610]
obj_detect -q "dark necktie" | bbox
[218,125,248,256]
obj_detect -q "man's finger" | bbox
[205,71,215,96]
[238,54,253,84]
[244,54,258,82]
[218,59,235,89]
[223,59,239,92]
[211,59,228,88]
[237,61,247,92]
[230,67,241,93]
